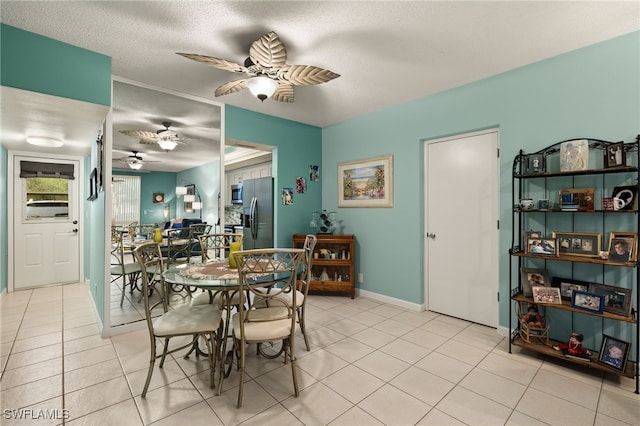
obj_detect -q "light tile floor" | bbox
[1,282,639,425]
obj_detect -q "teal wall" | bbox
[0,24,111,106]
[323,32,640,335]
[225,106,323,247]
[176,160,222,226]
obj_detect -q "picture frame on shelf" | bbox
[525,153,545,174]
[606,232,638,263]
[560,139,589,172]
[552,232,601,257]
[611,186,637,211]
[523,230,541,253]
[588,283,633,317]
[570,290,605,314]
[338,155,393,208]
[604,142,626,168]
[597,335,629,372]
[527,238,557,256]
[532,286,562,304]
[87,168,98,201]
[551,277,590,301]
[520,267,551,298]
[559,188,595,211]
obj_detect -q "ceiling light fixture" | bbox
[245,76,279,102]
[157,137,178,151]
[26,136,63,147]
[128,162,143,170]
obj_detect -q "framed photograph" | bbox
[551,277,590,301]
[611,185,637,211]
[559,188,595,211]
[532,286,562,304]
[520,267,551,298]
[597,335,629,372]
[560,139,589,172]
[338,155,393,208]
[552,232,601,257]
[527,238,557,256]
[606,232,638,263]
[87,168,98,201]
[96,133,104,192]
[604,142,626,168]
[525,153,545,174]
[571,290,605,314]
[589,283,633,317]
[523,230,541,253]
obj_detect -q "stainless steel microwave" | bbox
[231,183,243,204]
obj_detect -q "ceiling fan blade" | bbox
[176,53,247,73]
[120,130,157,144]
[249,31,287,69]
[277,65,340,86]
[215,79,248,97]
[271,83,294,103]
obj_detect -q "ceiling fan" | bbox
[177,31,340,102]
[113,151,157,170]
[119,121,184,151]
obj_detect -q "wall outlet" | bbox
[358,272,364,283]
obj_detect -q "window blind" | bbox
[112,175,141,226]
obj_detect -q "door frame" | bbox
[7,150,85,292]
[422,128,500,327]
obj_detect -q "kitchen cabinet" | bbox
[293,234,355,299]
[509,136,639,393]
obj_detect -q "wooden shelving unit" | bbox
[293,234,355,299]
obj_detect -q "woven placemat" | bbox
[179,261,238,280]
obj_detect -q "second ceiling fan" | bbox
[177,31,340,102]
[119,121,184,151]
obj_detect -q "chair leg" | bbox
[119,275,127,307]
[298,306,310,351]
[159,338,170,368]
[236,337,246,408]
[142,337,157,398]
[286,338,299,397]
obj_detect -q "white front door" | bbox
[13,155,81,289]
[424,130,499,327]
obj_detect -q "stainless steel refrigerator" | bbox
[242,177,274,249]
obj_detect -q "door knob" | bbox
[73,220,78,224]
[72,228,78,233]
[427,233,436,239]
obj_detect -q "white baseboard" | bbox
[357,288,424,311]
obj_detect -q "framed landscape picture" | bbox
[338,155,393,208]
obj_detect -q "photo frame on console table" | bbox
[520,267,550,298]
[551,277,589,301]
[607,232,638,263]
[604,142,626,168]
[338,155,393,208]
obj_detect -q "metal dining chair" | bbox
[133,241,223,397]
[110,227,142,306]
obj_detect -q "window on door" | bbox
[112,175,141,226]
[24,177,70,220]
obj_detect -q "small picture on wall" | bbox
[281,188,293,205]
[296,177,306,193]
[309,164,319,181]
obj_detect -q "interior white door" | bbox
[425,130,499,327]
[13,156,81,289]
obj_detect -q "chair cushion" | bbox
[111,262,142,276]
[232,310,291,342]
[153,304,222,336]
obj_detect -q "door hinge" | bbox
[497,292,500,302]
[496,148,500,158]
[497,220,500,230]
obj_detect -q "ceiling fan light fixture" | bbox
[128,162,143,170]
[157,138,178,151]
[245,76,279,101]
[26,136,63,148]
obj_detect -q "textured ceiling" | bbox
[2,1,638,128]
[0,0,640,170]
